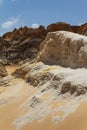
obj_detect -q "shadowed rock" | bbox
[0,60,8,77]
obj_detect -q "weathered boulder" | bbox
[13,61,87,96]
[39,31,87,68]
[12,31,87,97]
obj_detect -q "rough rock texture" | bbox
[39,31,87,68]
[1,29,87,130]
[78,23,87,35]
[0,26,46,64]
[12,30,87,96]
[2,26,46,42]
[0,22,87,64]
[47,22,81,34]
[13,61,87,96]
[0,60,8,77]
[1,64,87,130]
[47,22,73,32]
[12,31,87,97]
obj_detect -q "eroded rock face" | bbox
[39,31,87,68]
[0,60,8,77]
[13,61,87,96]
[12,31,87,97]
[2,26,46,42]
[78,23,87,36]
[47,22,73,32]
[0,22,87,65]
[1,29,87,129]
[1,63,87,130]
[0,23,75,65]
[0,26,46,64]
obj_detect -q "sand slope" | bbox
[0,65,87,130]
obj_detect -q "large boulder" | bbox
[39,31,87,68]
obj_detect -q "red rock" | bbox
[78,23,87,35]
[47,22,73,32]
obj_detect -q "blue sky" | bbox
[0,0,87,35]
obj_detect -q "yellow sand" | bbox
[21,101,87,130]
[6,65,19,74]
[0,93,32,130]
[0,65,36,130]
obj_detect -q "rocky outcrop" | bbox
[71,25,80,33]
[47,22,73,32]
[1,29,87,129]
[78,23,87,35]
[47,22,81,34]
[2,25,46,42]
[39,31,87,68]
[1,63,87,130]
[0,60,8,77]
[0,22,87,64]
[12,31,87,97]
[13,61,87,96]
[0,26,46,64]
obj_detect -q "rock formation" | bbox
[39,31,87,68]
[0,26,46,64]
[0,60,7,77]
[47,22,73,32]
[13,61,87,96]
[1,27,87,130]
[0,22,87,65]
[78,22,87,35]
[13,31,87,97]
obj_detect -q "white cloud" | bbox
[31,23,39,28]
[1,17,19,29]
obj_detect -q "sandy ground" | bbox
[6,65,19,74]
[0,99,22,130]
[0,65,87,130]
[20,101,87,130]
[0,66,36,130]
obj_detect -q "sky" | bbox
[0,0,87,35]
